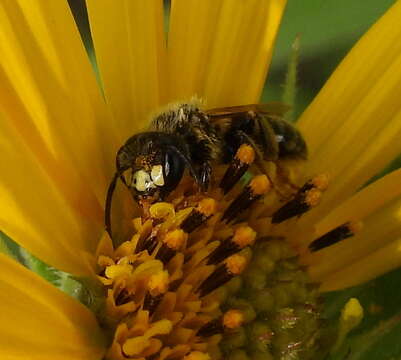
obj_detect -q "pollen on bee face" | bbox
[151,164,165,186]
[97,158,339,359]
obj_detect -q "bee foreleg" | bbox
[275,162,301,192]
[167,145,201,187]
[199,162,212,192]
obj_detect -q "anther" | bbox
[310,173,330,191]
[143,271,169,315]
[223,309,244,330]
[220,144,255,194]
[148,271,169,296]
[197,309,244,337]
[156,229,187,263]
[198,254,247,297]
[308,221,363,252]
[181,198,217,233]
[298,174,330,193]
[196,318,224,337]
[207,226,256,265]
[271,176,327,224]
[223,175,271,223]
[115,289,132,306]
[135,234,158,254]
[143,292,164,315]
[105,264,132,279]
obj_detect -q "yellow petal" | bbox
[313,168,401,239]
[297,1,401,223]
[307,196,401,281]
[0,0,123,273]
[303,170,401,280]
[0,254,105,360]
[320,237,401,292]
[0,0,117,206]
[86,0,167,141]
[0,115,94,275]
[168,0,287,107]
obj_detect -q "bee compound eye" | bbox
[133,170,155,192]
[163,150,185,191]
[151,165,165,186]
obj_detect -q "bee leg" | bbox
[275,162,301,193]
[255,161,294,201]
[199,162,212,192]
[167,145,201,186]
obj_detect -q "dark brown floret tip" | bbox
[198,254,247,297]
[207,226,256,265]
[181,198,217,233]
[309,221,363,252]
[220,144,255,194]
[223,175,271,223]
[271,175,328,224]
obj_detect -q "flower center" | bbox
[95,146,354,359]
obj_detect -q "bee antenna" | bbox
[105,172,119,238]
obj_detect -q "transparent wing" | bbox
[205,102,290,118]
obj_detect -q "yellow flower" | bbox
[1,0,401,359]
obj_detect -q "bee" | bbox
[105,102,307,236]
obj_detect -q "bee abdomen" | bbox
[268,117,307,160]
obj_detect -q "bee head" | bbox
[116,132,189,203]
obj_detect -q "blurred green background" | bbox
[23,0,401,358]
[263,0,396,118]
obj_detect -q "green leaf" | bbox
[0,231,23,262]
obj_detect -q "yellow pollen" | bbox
[163,229,187,250]
[223,309,244,329]
[105,264,133,279]
[348,220,364,234]
[148,270,169,295]
[198,198,217,216]
[150,202,175,219]
[250,174,271,195]
[184,351,211,360]
[122,336,149,356]
[232,226,257,248]
[147,318,174,337]
[98,255,114,268]
[305,188,322,207]
[312,173,330,191]
[235,144,255,164]
[225,254,247,275]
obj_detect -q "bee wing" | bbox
[205,102,290,118]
